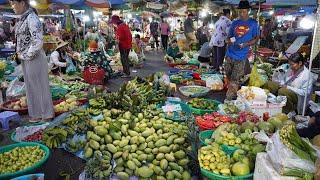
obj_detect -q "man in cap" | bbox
[224,0,259,100]
[111,15,132,78]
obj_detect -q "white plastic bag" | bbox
[129,50,140,65]
[266,132,316,175]
[6,77,25,97]
[205,76,223,91]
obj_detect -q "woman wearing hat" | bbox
[10,0,54,122]
[263,53,318,114]
[49,40,69,74]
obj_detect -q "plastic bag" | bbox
[66,57,76,75]
[129,50,140,65]
[249,63,266,87]
[15,123,49,141]
[6,77,25,97]
[266,132,316,175]
[206,76,223,91]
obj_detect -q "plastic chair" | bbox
[0,111,21,130]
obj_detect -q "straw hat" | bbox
[55,39,68,51]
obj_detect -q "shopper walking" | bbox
[10,0,54,122]
[184,13,197,50]
[209,9,232,70]
[150,19,159,50]
[111,15,132,78]
[196,21,210,48]
[160,17,170,51]
[224,0,259,100]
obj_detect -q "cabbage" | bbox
[231,162,250,176]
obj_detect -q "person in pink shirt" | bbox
[160,17,170,51]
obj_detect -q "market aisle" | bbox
[107,50,169,92]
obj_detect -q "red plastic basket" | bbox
[83,66,105,85]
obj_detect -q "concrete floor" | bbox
[0,50,226,179]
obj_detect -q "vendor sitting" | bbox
[198,42,211,63]
[263,52,318,114]
[297,111,320,139]
[49,40,70,74]
[166,40,184,62]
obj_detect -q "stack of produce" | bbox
[189,98,219,112]
[5,96,27,110]
[198,143,253,177]
[42,127,68,148]
[236,112,260,124]
[84,105,192,179]
[0,146,45,174]
[23,129,44,142]
[280,124,317,162]
[195,112,232,130]
[54,97,79,113]
[213,123,266,159]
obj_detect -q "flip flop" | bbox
[29,118,41,123]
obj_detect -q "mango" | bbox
[159,146,171,153]
[89,140,100,150]
[106,144,117,153]
[165,153,175,162]
[156,153,165,160]
[137,166,154,178]
[104,134,113,144]
[94,126,108,136]
[155,139,167,147]
[178,159,190,166]
[127,160,136,170]
[153,166,165,176]
[182,171,191,180]
[174,150,186,159]
[174,137,185,144]
[84,147,93,158]
[160,159,168,170]
[117,172,129,180]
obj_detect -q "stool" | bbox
[0,111,21,131]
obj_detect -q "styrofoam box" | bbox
[251,103,284,118]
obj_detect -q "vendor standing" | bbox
[49,40,69,74]
[10,0,54,122]
[111,15,132,78]
[264,53,318,114]
[225,0,259,100]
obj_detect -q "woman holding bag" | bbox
[10,0,54,122]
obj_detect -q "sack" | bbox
[6,77,25,97]
[66,57,76,75]
[249,63,266,87]
[267,132,316,176]
[205,75,223,91]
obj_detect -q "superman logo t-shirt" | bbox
[226,18,259,61]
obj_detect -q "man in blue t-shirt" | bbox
[224,0,260,100]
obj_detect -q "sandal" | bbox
[42,117,54,122]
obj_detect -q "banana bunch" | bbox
[43,127,68,148]
[72,108,90,117]
[63,115,80,126]
[89,97,106,109]
[0,61,7,71]
[87,108,102,116]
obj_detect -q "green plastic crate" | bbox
[201,168,253,180]
[189,99,221,115]
[0,142,50,179]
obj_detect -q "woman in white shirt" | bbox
[49,40,69,74]
[264,53,318,114]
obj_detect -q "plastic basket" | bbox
[199,130,214,146]
[221,144,239,156]
[0,142,50,179]
[11,122,46,143]
[201,168,253,180]
[1,99,28,114]
[83,66,105,85]
[189,99,221,115]
[11,173,44,180]
[179,85,210,98]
